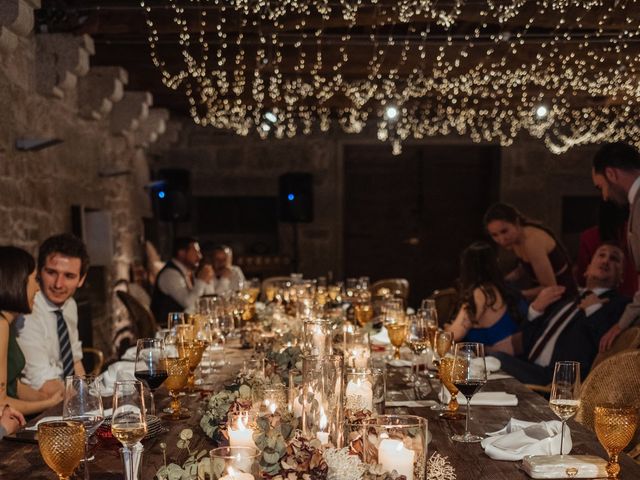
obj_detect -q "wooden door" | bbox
[343,144,499,307]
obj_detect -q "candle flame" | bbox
[235,412,249,431]
[269,402,276,414]
[227,466,237,479]
[319,406,328,430]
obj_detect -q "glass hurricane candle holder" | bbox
[210,446,260,480]
[227,412,258,449]
[253,383,288,416]
[344,330,371,369]
[363,415,429,480]
[303,318,333,356]
[301,354,344,448]
[345,368,385,414]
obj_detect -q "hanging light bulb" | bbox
[385,106,399,121]
[535,105,549,119]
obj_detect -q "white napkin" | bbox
[470,356,501,373]
[441,389,518,406]
[481,418,571,461]
[386,359,412,367]
[120,346,137,361]
[99,361,136,396]
[370,327,390,345]
[386,400,437,408]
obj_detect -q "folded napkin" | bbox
[386,359,413,367]
[99,361,136,396]
[386,400,437,408]
[470,355,501,373]
[441,389,518,406]
[120,346,137,361]
[370,327,390,345]
[481,418,571,461]
[522,454,608,479]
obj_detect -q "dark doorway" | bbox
[343,144,500,307]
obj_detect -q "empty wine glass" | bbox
[549,361,581,455]
[134,338,167,415]
[451,342,487,443]
[112,380,147,480]
[62,375,104,480]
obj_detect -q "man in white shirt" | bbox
[150,237,214,326]
[211,245,245,295]
[16,234,89,395]
[493,244,630,384]
[592,142,640,349]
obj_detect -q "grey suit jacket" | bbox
[620,187,640,328]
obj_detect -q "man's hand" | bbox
[599,323,622,352]
[0,405,26,435]
[197,264,214,283]
[39,378,64,397]
[531,286,566,313]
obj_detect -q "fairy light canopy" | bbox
[137,0,640,154]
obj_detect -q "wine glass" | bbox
[595,404,638,479]
[451,342,487,443]
[435,356,465,419]
[354,290,373,328]
[549,361,581,455]
[134,338,167,414]
[406,314,429,385]
[62,375,104,480]
[167,312,186,331]
[38,420,86,480]
[162,356,191,420]
[112,380,147,480]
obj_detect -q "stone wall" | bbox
[152,123,600,279]
[0,1,171,357]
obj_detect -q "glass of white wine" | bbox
[112,380,147,480]
[549,361,581,455]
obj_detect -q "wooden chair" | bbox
[82,347,105,376]
[591,326,640,369]
[116,290,158,339]
[575,350,640,434]
[371,278,410,301]
[428,287,459,326]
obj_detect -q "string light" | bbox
[140,1,640,155]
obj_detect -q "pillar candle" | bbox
[378,438,415,480]
[228,415,256,449]
[346,378,374,411]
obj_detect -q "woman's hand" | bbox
[0,404,26,435]
[531,285,566,313]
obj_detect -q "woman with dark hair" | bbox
[446,242,527,354]
[484,202,577,300]
[0,246,63,420]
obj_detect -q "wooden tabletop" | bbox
[1,349,638,480]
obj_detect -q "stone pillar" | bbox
[36,33,95,98]
[78,66,129,120]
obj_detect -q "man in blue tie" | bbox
[16,234,89,396]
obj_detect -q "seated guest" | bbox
[128,261,152,309]
[446,242,527,355]
[150,237,214,326]
[210,244,245,295]
[0,405,25,439]
[0,246,64,415]
[484,203,577,301]
[17,234,90,396]
[493,243,629,385]
[575,200,637,297]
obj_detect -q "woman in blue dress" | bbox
[446,242,527,354]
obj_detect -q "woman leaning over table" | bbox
[484,203,577,301]
[0,246,64,420]
[446,242,528,355]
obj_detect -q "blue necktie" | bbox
[55,310,75,379]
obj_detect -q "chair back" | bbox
[576,350,640,434]
[116,290,158,339]
[82,347,105,376]
[371,278,410,301]
[428,287,459,326]
[591,326,640,369]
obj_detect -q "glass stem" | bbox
[465,398,471,436]
[84,436,90,480]
[560,420,565,455]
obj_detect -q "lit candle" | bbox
[378,438,415,480]
[345,378,374,411]
[349,346,370,368]
[219,466,254,480]
[228,414,256,449]
[316,407,330,446]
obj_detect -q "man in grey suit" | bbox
[592,142,640,349]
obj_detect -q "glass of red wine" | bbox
[451,342,487,443]
[134,338,167,415]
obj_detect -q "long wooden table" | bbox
[1,348,639,479]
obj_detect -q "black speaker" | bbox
[278,173,314,223]
[152,168,191,222]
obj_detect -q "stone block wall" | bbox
[0,2,172,357]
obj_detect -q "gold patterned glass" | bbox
[162,356,191,420]
[594,404,638,479]
[387,321,408,359]
[38,420,86,480]
[437,356,465,419]
[177,340,207,392]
